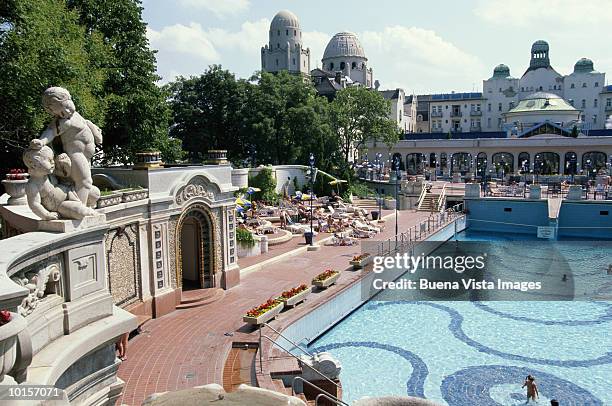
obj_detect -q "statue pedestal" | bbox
[38,213,106,233]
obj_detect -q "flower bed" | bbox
[312,269,340,289]
[243,299,284,326]
[350,253,371,269]
[279,284,312,307]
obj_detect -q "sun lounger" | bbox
[352,220,380,233]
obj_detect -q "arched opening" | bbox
[491,152,514,175]
[429,153,437,168]
[534,152,560,175]
[391,153,404,171]
[329,62,334,71]
[440,153,447,170]
[518,152,530,174]
[450,152,471,174]
[581,151,607,175]
[405,153,425,175]
[340,61,346,70]
[351,62,357,69]
[476,152,487,178]
[564,152,577,175]
[177,206,215,291]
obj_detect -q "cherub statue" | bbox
[30,87,102,206]
[23,145,99,220]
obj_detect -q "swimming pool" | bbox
[309,230,612,405]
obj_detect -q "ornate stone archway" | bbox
[175,203,220,289]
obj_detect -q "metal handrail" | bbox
[258,333,341,392]
[316,393,344,406]
[261,323,311,357]
[417,183,428,209]
[437,182,447,211]
[292,376,348,406]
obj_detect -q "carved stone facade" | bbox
[10,256,63,317]
[105,223,142,307]
[175,176,220,206]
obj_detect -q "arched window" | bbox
[491,152,514,174]
[405,153,425,175]
[451,152,472,174]
[329,62,334,70]
[534,152,560,175]
[391,153,404,171]
[564,152,577,175]
[286,29,289,35]
[277,43,280,48]
[351,62,357,69]
[476,152,487,178]
[440,153,447,169]
[518,152,530,174]
[277,30,280,36]
[429,153,437,168]
[581,151,607,174]
[340,62,346,70]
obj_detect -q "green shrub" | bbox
[346,182,375,199]
[249,167,279,203]
[236,228,255,247]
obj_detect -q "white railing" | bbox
[417,184,428,209]
[437,183,447,211]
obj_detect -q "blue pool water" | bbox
[309,230,612,405]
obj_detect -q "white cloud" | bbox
[207,18,269,55]
[178,0,250,18]
[360,26,484,93]
[474,0,612,26]
[147,23,220,62]
[302,31,331,68]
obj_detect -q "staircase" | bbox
[176,288,225,310]
[351,197,378,211]
[418,183,446,212]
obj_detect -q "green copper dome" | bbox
[531,40,549,52]
[493,64,511,78]
[574,58,594,73]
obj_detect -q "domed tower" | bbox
[574,58,594,73]
[261,10,310,75]
[529,40,551,70]
[321,32,373,87]
[492,64,511,79]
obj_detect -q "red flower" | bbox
[0,310,11,326]
[313,269,339,282]
[352,253,370,261]
[245,298,282,318]
[281,284,308,299]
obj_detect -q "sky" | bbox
[142,0,612,94]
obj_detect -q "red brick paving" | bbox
[117,210,430,405]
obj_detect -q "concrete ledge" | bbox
[26,306,137,386]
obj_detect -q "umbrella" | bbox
[246,187,261,195]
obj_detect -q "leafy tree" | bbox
[248,167,278,203]
[0,0,108,170]
[166,65,248,163]
[329,86,399,174]
[246,71,337,169]
[66,0,182,164]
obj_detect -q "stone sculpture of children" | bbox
[23,145,99,220]
[30,87,102,206]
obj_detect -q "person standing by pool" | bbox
[522,375,539,403]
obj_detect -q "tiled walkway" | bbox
[117,210,431,405]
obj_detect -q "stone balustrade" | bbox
[0,224,136,404]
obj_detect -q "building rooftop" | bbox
[430,92,483,101]
[509,92,576,113]
[380,89,400,100]
[322,32,366,60]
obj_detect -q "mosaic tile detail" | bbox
[441,365,603,406]
[472,301,612,326]
[313,341,428,398]
[368,301,612,367]
[105,223,141,306]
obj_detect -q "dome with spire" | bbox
[270,10,300,30]
[493,64,511,79]
[322,32,366,61]
[574,58,594,73]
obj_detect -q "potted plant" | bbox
[350,253,371,269]
[312,269,340,289]
[279,284,312,307]
[2,169,29,205]
[243,299,284,326]
[121,187,149,203]
[96,189,123,208]
[0,310,27,383]
[383,195,396,210]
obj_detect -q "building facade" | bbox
[261,10,311,75]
